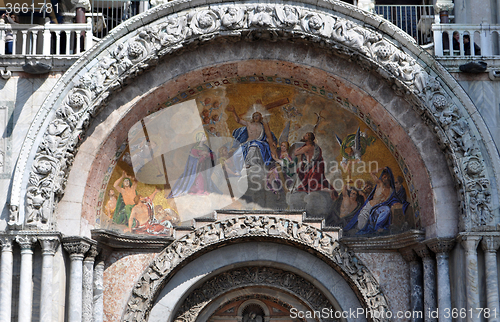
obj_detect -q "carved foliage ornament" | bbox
[124,216,390,322]
[16,2,492,231]
[174,267,337,322]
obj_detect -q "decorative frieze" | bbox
[124,216,389,321]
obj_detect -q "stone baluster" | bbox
[414,243,437,322]
[82,244,98,322]
[39,236,60,322]
[400,247,424,322]
[16,235,37,322]
[63,237,91,322]
[481,236,500,322]
[459,235,482,322]
[0,236,14,322]
[426,238,456,322]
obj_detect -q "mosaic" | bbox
[97,77,420,237]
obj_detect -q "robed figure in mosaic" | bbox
[168,132,222,198]
[344,167,409,234]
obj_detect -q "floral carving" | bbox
[124,216,390,321]
[14,2,493,232]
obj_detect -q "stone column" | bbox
[39,237,60,322]
[481,236,500,322]
[414,243,437,322]
[63,237,91,322]
[82,245,98,322]
[400,247,424,322]
[0,237,14,322]
[434,0,454,23]
[427,238,456,322]
[93,249,108,322]
[16,235,37,322]
[460,235,482,322]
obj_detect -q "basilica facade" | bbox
[1,0,500,321]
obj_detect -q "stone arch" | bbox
[7,0,498,234]
[174,267,332,322]
[123,216,388,321]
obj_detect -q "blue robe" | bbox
[344,167,409,234]
[168,143,222,198]
[232,125,276,166]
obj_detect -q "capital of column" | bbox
[414,243,433,259]
[62,237,92,260]
[0,236,14,252]
[426,237,456,254]
[84,244,99,263]
[39,237,60,256]
[400,246,419,262]
[481,236,500,253]
[459,235,482,254]
[15,235,37,251]
[434,0,454,13]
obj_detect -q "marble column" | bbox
[0,236,14,322]
[414,243,437,322]
[427,238,456,322]
[481,236,500,322]
[400,247,424,322]
[16,235,37,322]
[93,250,107,322]
[460,235,482,322]
[434,0,454,23]
[63,237,91,322]
[82,245,98,322]
[39,237,60,322]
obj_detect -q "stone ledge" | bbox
[91,229,173,251]
[341,230,425,251]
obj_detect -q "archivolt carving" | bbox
[123,216,390,322]
[174,266,337,322]
[12,1,494,230]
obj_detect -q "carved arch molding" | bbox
[9,0,499,231]
[124,216,387,321]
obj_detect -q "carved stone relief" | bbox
[123,216,390,321]
[11,1,494,231]
[174,266,337,322]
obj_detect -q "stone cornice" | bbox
[341,230,425,251]
[91,229,173,251]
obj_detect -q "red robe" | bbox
[296,144,333,193]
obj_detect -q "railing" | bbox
[432,24,500,57]
[375,5,435,45]
[0,18,93,56]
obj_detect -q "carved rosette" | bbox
[124,216,390,322]
[16,2,493,232]
[174,267,337,322]
[62,237,92,260]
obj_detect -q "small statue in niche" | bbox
[243,312,263,322]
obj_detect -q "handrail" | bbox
[433,23,500,57]
[0,18,93,56]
